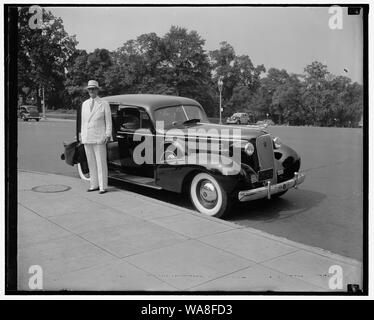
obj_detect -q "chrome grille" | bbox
[256,134,275,181]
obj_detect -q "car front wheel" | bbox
[77,162,90,181]
[189,172,230,218]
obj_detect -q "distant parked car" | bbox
[256,119,275,126]
[18,105,41,121]
[226,112,250,125]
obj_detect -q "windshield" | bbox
[24,106,38,112]
[154,105,208,128]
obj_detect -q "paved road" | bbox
[18,119,363,260]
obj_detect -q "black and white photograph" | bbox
[4,2,369,297]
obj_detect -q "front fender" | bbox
[275,143,300,161]
[274,143,301,180]
[156,152,242,194]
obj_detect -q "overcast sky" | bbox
[49,6,363,83]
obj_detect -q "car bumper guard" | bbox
[238,172,306,202]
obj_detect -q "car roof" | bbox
[101,94,202,111]
[20,105,36,108]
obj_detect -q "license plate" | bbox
[258,168,273,181]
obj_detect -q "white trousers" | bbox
[84,143,108,190]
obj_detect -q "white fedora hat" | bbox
[86,80,100,89]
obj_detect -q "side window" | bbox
[140,110,153,130]
[119,108,140,131]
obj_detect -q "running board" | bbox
[108,171,162,190]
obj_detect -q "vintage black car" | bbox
[63,94,305,218]
[18,105,41,121]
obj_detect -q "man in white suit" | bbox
[80,80,112,194]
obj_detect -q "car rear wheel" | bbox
[77,162,90,181]
[189,172,230,218]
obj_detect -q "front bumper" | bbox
[238,172,305,202]
[24,114,41,119]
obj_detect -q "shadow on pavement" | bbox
[109,178,326,223]
[228,189,327,223]
[109,178,193,208]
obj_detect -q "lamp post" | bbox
[42,86,46,119]
[218,76,224,124]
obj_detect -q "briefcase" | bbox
[62,141,80,166]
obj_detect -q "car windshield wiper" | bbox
[182,118,201,125]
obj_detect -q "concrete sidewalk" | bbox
[17,170,362,292]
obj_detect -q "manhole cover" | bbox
[31,184,71,193]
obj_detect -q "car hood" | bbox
[158,122,268,141]
[26,108,39,116]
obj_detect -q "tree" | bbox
[64,50,89,109]
[86,48,113,94]
[161,27,212,96]
[106,26,216,115]
[209,41,265,116]
[328,78,363,126]
[301,61,331,125]
[300,63,363,127]
[256,68,291,121]
[105,33,163,95]
[271,74,303,125]
[18,7,78,109]
[65,48,113,109]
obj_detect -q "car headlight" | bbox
[273,136,282,149]
[244,142,254,156]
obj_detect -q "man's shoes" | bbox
[99,190,107,194]
[87,187,99,192]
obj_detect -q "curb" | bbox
[42,117,76,122]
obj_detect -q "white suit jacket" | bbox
[81,97,112,144]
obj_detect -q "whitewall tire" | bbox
[189,172,230,218]
[77,163,90,181]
